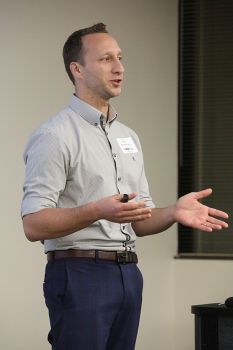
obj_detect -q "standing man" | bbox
[21,23,228,350]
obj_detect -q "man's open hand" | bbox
[173,188,229,231]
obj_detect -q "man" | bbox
[21,23,228,350]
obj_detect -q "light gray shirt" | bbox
[21,95,155,253]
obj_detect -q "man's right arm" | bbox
[23,192,152,242]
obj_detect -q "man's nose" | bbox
[112,59,124,74]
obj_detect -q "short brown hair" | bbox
[63,23,108,84]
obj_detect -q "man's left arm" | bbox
[132,188,229,237]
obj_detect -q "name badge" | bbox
[117,137,138,154]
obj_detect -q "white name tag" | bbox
[117,137,138,154]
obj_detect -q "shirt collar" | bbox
[69,95,118,126]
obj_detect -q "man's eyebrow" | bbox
[102,50,122,56]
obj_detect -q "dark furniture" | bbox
[192,303,233,350]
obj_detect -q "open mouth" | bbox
[111,79,122,86]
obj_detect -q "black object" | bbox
[116,251,138,264]
[225,297,233,308]
[192,303,233,350]
[121,194,129,203]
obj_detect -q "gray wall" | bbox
[0,1,178,349]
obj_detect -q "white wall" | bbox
[0,1,178,349]
[174,260,233,350]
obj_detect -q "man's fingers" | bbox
[199,216,229,232]
[118,212,152,223]
[123,202,148,211]
[120,206,152,215]
[199,224,213,232]
[207,216,229,228]
[208,207,229,219]
[194,188,212,200]
[117,206,152,219]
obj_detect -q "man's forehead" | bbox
[82,33,121,54]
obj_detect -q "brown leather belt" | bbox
[47,249,138,264]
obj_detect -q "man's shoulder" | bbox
[41,105,75,132]
[29,105,77,139]
[24,105,78,156]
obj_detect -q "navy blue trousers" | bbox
[43,257,143,350]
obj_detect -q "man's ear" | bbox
[70,62,83,80]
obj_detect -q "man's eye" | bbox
[101,57,110,61]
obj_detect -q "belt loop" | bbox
[50,251,54,262]
[95,250,99,263]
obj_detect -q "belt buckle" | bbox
[117,251,130,264]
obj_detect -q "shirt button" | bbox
[113,153,117,158]
[118,177,121,181]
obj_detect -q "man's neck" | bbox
[75,91,109,117]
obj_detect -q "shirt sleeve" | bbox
[137,165,156,209]
[21,129,69,217]
[130,129,156,209]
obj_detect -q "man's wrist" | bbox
[89,200,102,222]
[165,204,176,225]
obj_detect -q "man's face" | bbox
[78,33,124,101]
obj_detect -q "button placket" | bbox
[107,133,124,194]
